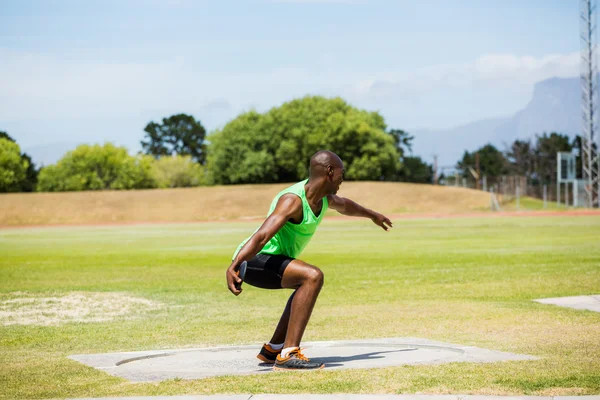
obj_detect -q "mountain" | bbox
[411,76,581,168]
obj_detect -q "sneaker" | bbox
[257,343,281,364]
[273,348,324,370]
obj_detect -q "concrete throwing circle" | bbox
[69,337,537,382]
[534,295,600,313]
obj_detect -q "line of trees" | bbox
[1,96,435,192]
[1,95,581,193]
[455,132,595,195]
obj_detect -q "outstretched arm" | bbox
[226,194,302,296]
[327,194,393,231]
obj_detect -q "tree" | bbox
[0,131,14,142]
[0,131,38,191]
[141,114,207,164]
[388,129,414,158]
[207,96,401,185]
[457,144,508,178]
[151,155,206,188]
[0,138,29,192]
[505,139,534,178]
[19,153,38,192]
[397,156,433,183]
[533,132,572,184]
[37,143,156,191]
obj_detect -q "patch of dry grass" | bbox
[0,182,492,226]
[0,292,162,326]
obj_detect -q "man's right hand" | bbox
[226,264,243,296]
[225,194,302,296]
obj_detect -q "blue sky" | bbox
[0,0,580,164]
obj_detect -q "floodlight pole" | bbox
[581,0,600,207]
[557,152,561,206]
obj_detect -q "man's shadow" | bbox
[313,348,417,367]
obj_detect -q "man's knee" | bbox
[282,260,324,289]
[305,266,324,286]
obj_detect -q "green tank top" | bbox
[233,179,328,259]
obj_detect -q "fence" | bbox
[442,174,585,209]
[444,174,527,195]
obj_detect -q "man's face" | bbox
[328,161,345,194]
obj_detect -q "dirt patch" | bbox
[0,292,163,326]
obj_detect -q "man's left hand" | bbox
[371,212,393,231]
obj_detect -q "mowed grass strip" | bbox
[0,182,494,226]
[0,216,599,399]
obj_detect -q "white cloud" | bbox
[473,53,579,83]
[350,51,580,100]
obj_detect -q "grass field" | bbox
[1,215,599,399]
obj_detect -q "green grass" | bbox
[1,216,600,399]
[500,196,568,211]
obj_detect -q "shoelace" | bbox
[291,348,309,362]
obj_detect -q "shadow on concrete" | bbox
[313,349,417,367]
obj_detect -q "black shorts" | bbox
[243,253,294,290]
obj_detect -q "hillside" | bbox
[0,182,492,227]
[412,76,581,167]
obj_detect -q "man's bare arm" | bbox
[327,194,393,231]
[226,194,302,295]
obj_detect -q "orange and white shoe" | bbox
[273,348,324,370]
[257,343,281,364]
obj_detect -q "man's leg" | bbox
[279,259,324,349]
[256,290,296,364]
[268,290,296,345]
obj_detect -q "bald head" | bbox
[307,150,345,194]
[309,150,343,178]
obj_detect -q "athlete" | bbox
[226,150,392,370]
